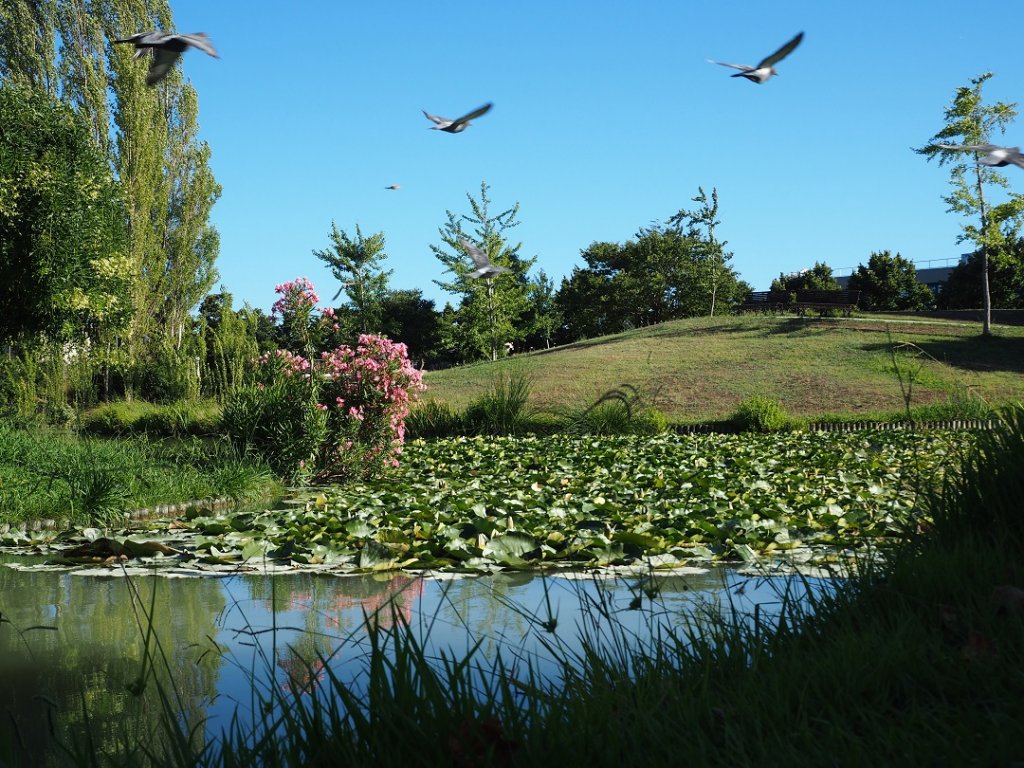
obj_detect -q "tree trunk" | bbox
[975,164,993,336]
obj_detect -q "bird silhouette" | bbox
[459,239,510,279]
[385,184,401,190]
[423,103,493,133]
[936,144,1024,170]
[331,281,356,301]
[113,32,219,86]
[708,32,803,84]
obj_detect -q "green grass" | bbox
[79,399,223,438]
[422,315,1024,423]
[0,421,279,527]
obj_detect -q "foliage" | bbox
[667,186,734,316]
[432,182,536,362]
[770,261,840,293]
[916,72,1024,334]
[0,84,130,344]
[463,371,533,436]
[379,289,442,368]
[731,396,792,432]
[404,400,465,440]
[847,250,935,311]
[0,421,276,525]
[561,385,670,436]
[196,291,263,401]
[222,349,327,483]
[523,269,562,350]
[315,334,425,480]
[937,241,1024,309]
[314,222,392,335]
[224,333,424,483]
[271,277,326,353]
[79,399,222,438]
[556,223,748,341]
[19,429,962,570]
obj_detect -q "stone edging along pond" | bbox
[18,495,240,532]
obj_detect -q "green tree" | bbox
[0,0,57,92]
[0,84,130,344]
[525,269,561,349]
[668,186,733,316]
[432,182,535,362]
[847,251,935,311]
[313,222,392,335]
[916,72,1024,335]
[938,242,1024,310]
[379,289,442,368]
[770,262,840,293]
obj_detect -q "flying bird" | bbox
[331,281,356,301]
[423,103,493,133]
[113,31,219,86]
[385,184,401,190]
[708,32,803,84]
[935,144,1024,169]
[459,239,509,280]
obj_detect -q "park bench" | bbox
[736,290,791,313]
[793,289,860,317]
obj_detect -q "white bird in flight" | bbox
[423,103,493,133]
[113,32,219,86]
[936,144,1024,170]
[708,32,803,84]
[459,239,509,280]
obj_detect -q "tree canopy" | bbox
[847,251,935,311]
[916,72,1024,334]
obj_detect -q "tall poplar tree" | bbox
[916,73,1024,336]
[0,0,57,92]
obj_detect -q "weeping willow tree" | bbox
[0,0,221,400]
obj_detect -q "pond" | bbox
[0,557,829,762]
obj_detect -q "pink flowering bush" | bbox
[227,278,424,482]
[316,334,425,480]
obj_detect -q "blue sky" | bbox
[162,0,1024,312]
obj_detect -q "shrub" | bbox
[405,400,464,440]
[316,335,425,480]
[222,350,326,483]
[463,372,532,436]
[732,396,791,432]
[224,336,424,483]
[80,400,223,437]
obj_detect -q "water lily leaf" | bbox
[123,540,181,557]
[359,540,396,570]
[484,532,538,565]
[82,528,102,542]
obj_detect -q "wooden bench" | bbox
[736,290,790,314]
[793,289,860,317]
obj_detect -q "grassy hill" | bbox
[421,314,1024,423]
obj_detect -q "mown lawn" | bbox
[422,314,1024,422]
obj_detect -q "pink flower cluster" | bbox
[271,277,319,321]
[249,331,424,481]
[255,348,312,379]
[317,334,425,478]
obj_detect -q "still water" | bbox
[0,559,824,760]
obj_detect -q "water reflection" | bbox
[0,561,824,763]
